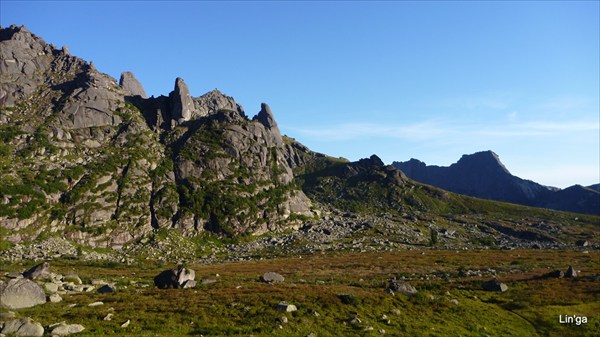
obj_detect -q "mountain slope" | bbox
[393,151,599,215]
[1,25,598,253]
[0,25,314,247]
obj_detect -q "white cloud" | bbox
[287,118,599,142]
[287,120,453,141]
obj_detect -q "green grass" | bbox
[1,250,598,336]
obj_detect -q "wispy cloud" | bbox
[287,120,454,141]
[287,119,599,142]
[474,121,600,137]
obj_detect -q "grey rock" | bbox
[50,323,84,336]
[97,284,116,293]
[119,71,146,98]
[565,266,577,278]
[0,312,16,320]
[120,320,130,328]
[0,279,46,309]
[255,103,277,129]
[87,301,103,307]
[193,89,245,118]
[154,266,195,289]
[201,278,217,285]
[276,301,297,312]
[261,272,284,283]
[177,267,195,287]
[5,272,23,279]
[253,103,283,147]
[182,280,196,289]
[48,294,62,303]
[575,240,589,247]
[23,262,49,280]
[1,318,44,336]
[171,77,194,122]
[63,274,82,285]
[44,283,59,293]
[387,279,417,295]
[483,279,508,292]
[348,316,362,325]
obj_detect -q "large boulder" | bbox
[97,284,116,293]
[176,267,195,287]
[483,279,508,292]
[154,266,196,289]
[50,323,85,336]
[0,278,47,309]
[387,279,417,295]
[22,262,50,280]
[261,272,284,283]
[1,318,44,336]
[276,301,297,312]
[565,265,577,278]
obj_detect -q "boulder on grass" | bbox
[97,284,116,293]
[22,262,50,280]
[154,266,196,289]
[261,272,284,283]
[276,301,297,312]
[387,279,417,295]
[483,279,508,292]
[1,318,44,336]
[0,278,46,309]
[565,266,577,278]
[50,322,85,336]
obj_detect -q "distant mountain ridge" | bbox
[392,151,599,215]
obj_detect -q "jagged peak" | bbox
[356,154,384,167]
[119,71,147,98]
[456,150,510,174]
[171,77,194,122]
[406,158,427,166]
[197,88,231,102]
[254,102,277,129]
[193,88,246,118]
[1,24,42,45]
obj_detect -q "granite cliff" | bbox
[0,25,315,247]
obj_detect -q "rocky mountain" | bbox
[0,25,315,247]
[392,151,600,215]
[1,25,598,255]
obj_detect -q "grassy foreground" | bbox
[1,250,599,337]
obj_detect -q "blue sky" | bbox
[2,1,598,188]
